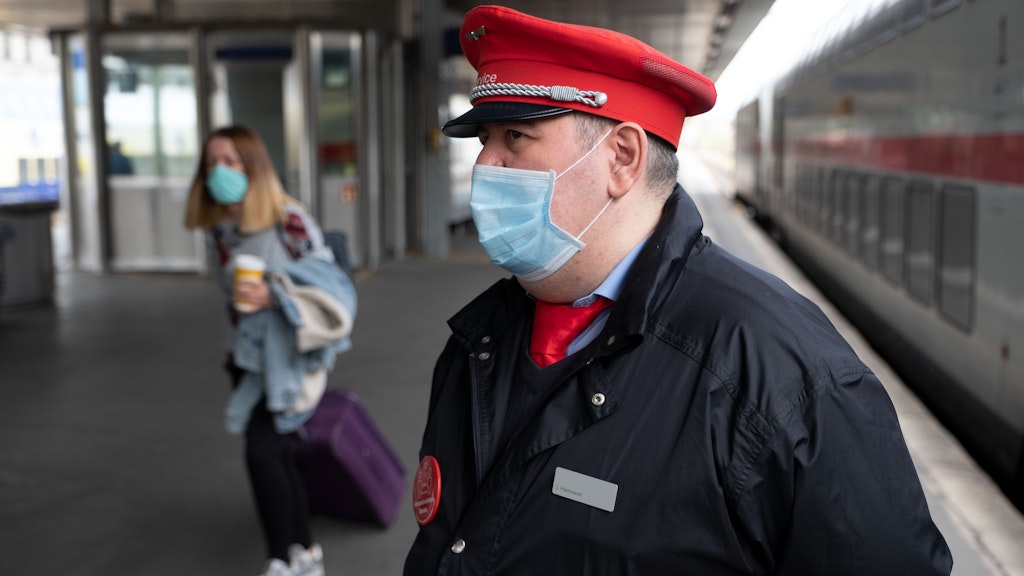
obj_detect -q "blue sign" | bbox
[0,182,60,208]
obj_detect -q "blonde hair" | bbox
[183,125,299,233]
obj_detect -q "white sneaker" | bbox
[288,543,325,576]
[259,558,294,576]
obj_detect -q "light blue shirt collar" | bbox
[573,236,649,307]
[563,236,649,355]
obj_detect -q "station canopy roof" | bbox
[0,0,773,81]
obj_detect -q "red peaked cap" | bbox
[442,5,717,149]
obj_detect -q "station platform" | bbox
[1,153,1022,575]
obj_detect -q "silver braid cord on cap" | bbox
[470,83,608,107]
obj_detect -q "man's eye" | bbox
[506,130,524,141]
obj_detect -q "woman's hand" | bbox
[234,279,274,313]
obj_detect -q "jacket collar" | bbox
[600,185,706,344]
[448,275,531,351]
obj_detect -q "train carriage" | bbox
[734,0,1024,505]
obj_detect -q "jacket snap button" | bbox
[481,336,491,344]
[451,538,467,554]
[591,393,606,406]
[478,352,491,361]
[607,335,616,346]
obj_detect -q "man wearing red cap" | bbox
[406,5,952,575]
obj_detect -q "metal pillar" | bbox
[417,0,451,258]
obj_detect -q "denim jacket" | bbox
[225,257,357,434]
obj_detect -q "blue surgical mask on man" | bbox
[206,164,249,204]
[469,129,614,282]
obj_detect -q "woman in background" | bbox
[184,124,336,576]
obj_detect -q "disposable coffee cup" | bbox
[233,254,266,312]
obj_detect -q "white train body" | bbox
[734,0,1024,499]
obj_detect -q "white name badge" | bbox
[552,467,618,512]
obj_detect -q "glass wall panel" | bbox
[0,32,62,210]
[104,48,197,178]
[103,33,202,272]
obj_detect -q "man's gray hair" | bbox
[573,113,678,196]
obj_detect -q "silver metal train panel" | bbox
[734,0,1024,503]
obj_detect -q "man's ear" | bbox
[608,122,646,198]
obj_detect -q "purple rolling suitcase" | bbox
[295,388,406,527]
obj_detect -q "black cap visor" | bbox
[442,102,573,138]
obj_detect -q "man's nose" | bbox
[474,143,506,168]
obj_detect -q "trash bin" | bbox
[0,211,54,308]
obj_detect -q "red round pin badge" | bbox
[413,455,442,526]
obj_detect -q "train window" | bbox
[795,164,809,223]
[899,0,927,32]
[861,176,881,270]
[830,170,844,245]
[787,170,799,219]
[938,185,975,331]
[880,177,904,285]
[793,165,804,225]
[929,0,961,17]
[817,169,831,237]
[906,180,936,305]
[813,168,825,233]
[799,166,818,229]
[844,173,862,257]
[798,168,810,229]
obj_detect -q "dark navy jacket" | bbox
[404,187,952,575]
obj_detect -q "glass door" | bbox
[102,33,201,272]
[313,31,363,268]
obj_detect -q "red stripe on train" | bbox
[789,133,1024,186]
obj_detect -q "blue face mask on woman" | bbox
[206,164,249,204]
[469,129,613,282]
